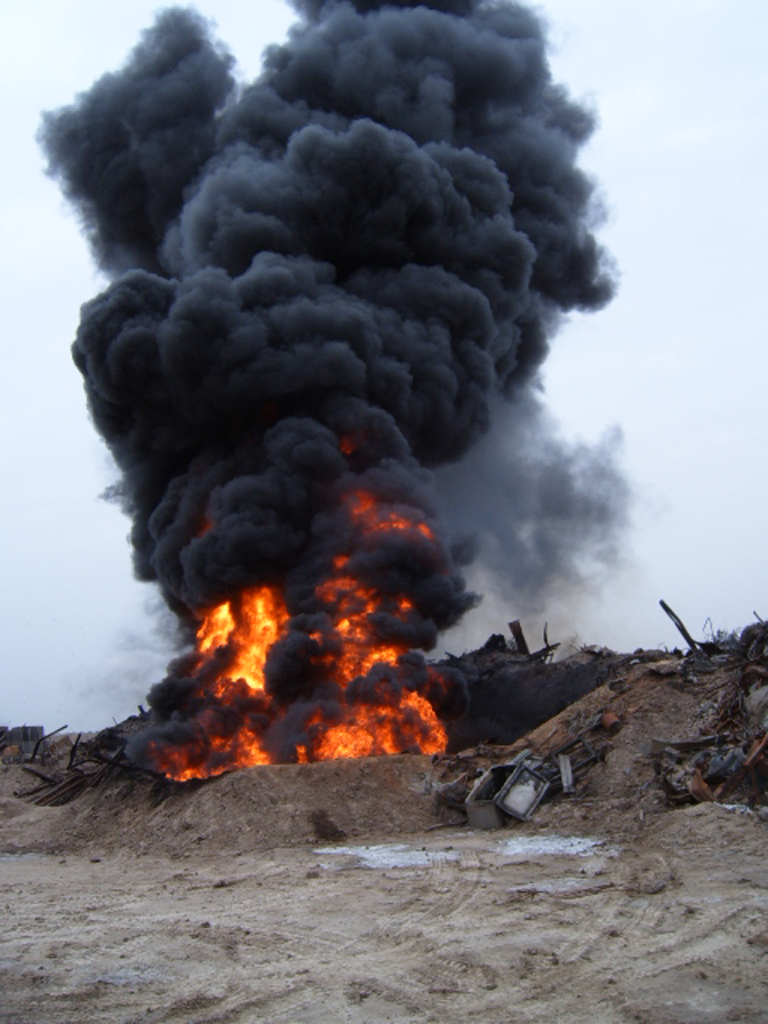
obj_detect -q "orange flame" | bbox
[313,692,445,760]
[347,490,434,540]
[198,587,289,693]
[148,490,448,780]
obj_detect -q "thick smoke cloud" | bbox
[40,1,622,765]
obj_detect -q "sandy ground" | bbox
[2,660,768,1022]
[2,786,768,1022]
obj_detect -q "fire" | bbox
[198,587,289,693]
[316,570,406,680]
[146,489,450,780]
[314,692,445,760]
[347,490,434,540]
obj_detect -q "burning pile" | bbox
[40,0,618,778]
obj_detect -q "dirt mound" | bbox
[1,754,439,858]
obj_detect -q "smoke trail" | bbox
[40,1,622,768]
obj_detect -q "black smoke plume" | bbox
[41,0,622,771]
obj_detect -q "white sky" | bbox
[1,1,766,730]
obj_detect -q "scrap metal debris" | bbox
[652,618,768,808]
[459,732,606,829]
[659,600,703,653]
[11,712,153,806]
[435,610,768,828]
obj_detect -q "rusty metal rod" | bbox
[659,600,701,652]
[31,724,68,763]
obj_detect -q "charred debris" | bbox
[433,605,768,827]
[7,606,768,826]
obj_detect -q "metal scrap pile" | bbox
[463,733,606,828]
[433,710,620,829]
[653,619,768,807]
[11,715,151,807]
[432,608,768,829]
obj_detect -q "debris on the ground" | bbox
[9,611,768,835]
[654,729,768,807]
[494,759,550,821]
[650,618,768,808]
[659,599,703,653]
[460,730,607,829]
[464,762,520,828]
[11,711,153,805]
[435,613,768,828]
[442,622,636,752]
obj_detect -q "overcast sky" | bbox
[2,0,766,730]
